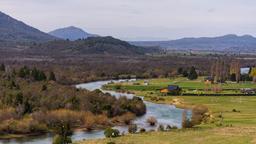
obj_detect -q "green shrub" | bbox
[166,125,178,131]
[52,135,72,144]
[128,124,137,133]
[139,128,146,133]
[104,128,120,138]
[158,124,165,131]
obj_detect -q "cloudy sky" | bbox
[1,0,256,41]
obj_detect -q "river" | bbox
[0,80,186,144]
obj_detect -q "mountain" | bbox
[131,34,256,52]
[0,11,56,43]
[49,26,98,41]
[26,36,159,56]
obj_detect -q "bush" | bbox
[158,124,165,131]
[166,125,177,131]
[191,105,209,125]
[107,142,115,144]
[52,134,72,144]
[128,124,137,133]
[139,128,146,133]
[147,117,157,126]
[104,128,120,138]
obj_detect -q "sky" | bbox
[1,0,256,41]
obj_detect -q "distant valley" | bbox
[131,34,256,53]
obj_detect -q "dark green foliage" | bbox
[188,66,198,80]
[182,70,188,77]
[139,128,146,133]
[42,84,47,91]
[158,124,165,131]
[104,128,120,138]
[14,92,23,105]
[230,73,236,81]
[52,123,73,144]
[240,74,252,81]
[31,67,47,81]
[128,124,137,134]
[177,67,183,75]
[49,71,56,81]
[166,125,178,131]
[52,135,72,144]
[18,66,30,78]
[106,142,116,144]
[0,64,5,71]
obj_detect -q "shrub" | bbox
[158,124,165,131]
[111,112,135,125]
[139,128,146,133]
[107,142,115,144]
[0,107,17,121]
[191,105,209,125]
[166,125,178,131]
[52,134,72,144]
[147,117,157,126]
[104,128,120,138]
[128,124,137,134]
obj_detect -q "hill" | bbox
[26,36,159,56]
[0,11,56,43]
[131,34,256,52]
[49,26,98,41]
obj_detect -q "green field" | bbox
[78,96,256,144]
[77,78,256,144]
[104,77,255,95]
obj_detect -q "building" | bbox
[160,85,182,95]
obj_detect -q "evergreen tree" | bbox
[49,71,56,81]
[0,64,5,71]
[188,66,198,80]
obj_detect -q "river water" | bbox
[0,80,186,144]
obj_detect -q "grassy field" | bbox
[104,77,255,94]
[77,96,256,144]
[77,78,256,144]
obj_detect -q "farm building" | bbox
[160,85,182,95]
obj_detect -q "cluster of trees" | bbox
[17,66,56,81]
[177,66,198,80]
[0,65,146,141]
[210,59,256,83]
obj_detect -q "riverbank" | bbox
[75,79,256,144]
[77,95,256,144]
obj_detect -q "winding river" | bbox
[0,80,186,144]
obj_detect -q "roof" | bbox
[167,85,180,91]
[241,68,250,75]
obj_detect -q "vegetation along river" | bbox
[0,80,186,144]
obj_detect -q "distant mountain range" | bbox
[49,26,98,41]
[26,36,158,56]
[131,34,256,52]
[0,11,56,43]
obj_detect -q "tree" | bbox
[0,64,5,71]
[250,67,256,83]
[52,123,72,144]
[177,67,183,75]
[49,71,56,81]
[188,66,198,80]
[182,70,188,77]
